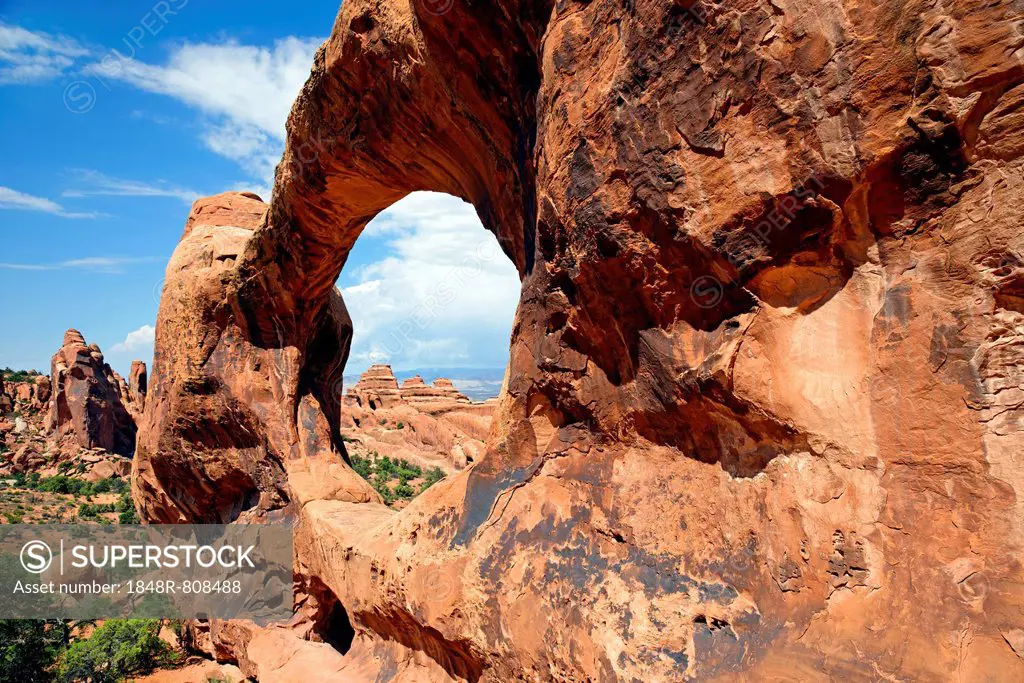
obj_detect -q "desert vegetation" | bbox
[349,453,445,507]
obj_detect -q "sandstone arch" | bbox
[135,0,1024,679]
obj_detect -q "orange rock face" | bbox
[136,0,1024,680]
[47,329,136,457]
[133,192,379,524]
[128,360,147,415]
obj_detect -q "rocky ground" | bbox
[1,354,243,681]
[340,364,498,509]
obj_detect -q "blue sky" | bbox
[0,1,520,378]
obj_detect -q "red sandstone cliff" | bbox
[133,0,1024,680]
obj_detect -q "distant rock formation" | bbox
[46,329,136,457]
[129,360,147,411]
[431,377,470,402]
[346,364,403,409]
[399,374,470,404]
[347,366,472,408]
[340,366,492,473]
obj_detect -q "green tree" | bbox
[419,466,446,493]
[58,619,171,683]
[0,619,65,682]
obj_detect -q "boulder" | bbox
[83,457,131,482]
[33,374,51,406]
[11,443,44,473]
[46,329,136,457]
[0,379,10,414]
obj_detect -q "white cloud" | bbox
[109,324,155,353]
[2,22,319,190]
[0,185,103,218]
[341,192,521,372]
[0,256,159,273]
[0,22,89,84]
[200,121,280,182]
[95,36,322,185]
[62,169,200,204]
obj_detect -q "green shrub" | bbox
[57,619,172,683]
[393,481,415,499]
[371,477,394,504]
[77,503,113,519]
[394,459,422,482]
[1,368,40,384]
[38,475,83,495]
[349,454,372,479]
[419,466,445,493]
[350,453,443,505]
[116,493,138,524]
[18,475,128,498]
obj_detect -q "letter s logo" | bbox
[20,540,53,574]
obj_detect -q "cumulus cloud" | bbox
[109,324,156,353]
[0,22,89,84]
[3,21,318,190]
[341,192,521,372]
[94,37,321,185]
[0,185,104,218]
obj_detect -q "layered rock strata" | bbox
[346,364,403,409]
[398,375,471,404]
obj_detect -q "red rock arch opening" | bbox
[337,191,519,383]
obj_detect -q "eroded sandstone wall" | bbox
[135,0,1024,679]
